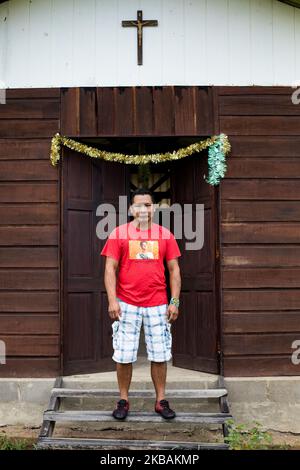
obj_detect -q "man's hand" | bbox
[108,300,121,320]
[167,303,179,323]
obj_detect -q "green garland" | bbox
[50,133,231,186]
[207,135,229,185]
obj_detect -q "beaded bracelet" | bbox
[169,297,180,308]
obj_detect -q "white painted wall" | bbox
[0,0,300,88]
[0,1,8,89]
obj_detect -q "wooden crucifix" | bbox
[122,10,158,66]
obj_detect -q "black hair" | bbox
[130,188,155,205]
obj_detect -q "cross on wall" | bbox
[122,10,158,66]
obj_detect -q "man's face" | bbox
[130,194,154,224]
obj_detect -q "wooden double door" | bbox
[62,144,220,375]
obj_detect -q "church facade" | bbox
[0,0,300,381]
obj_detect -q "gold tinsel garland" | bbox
[50,133,229,166]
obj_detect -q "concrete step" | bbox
[56,388,226,413]
[62,379,219,390]
[60,398,220,413]
[62,358,219,392]
[60,384,221,411]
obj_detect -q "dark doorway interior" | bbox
[62,137,220,375]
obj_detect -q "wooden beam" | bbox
[44,410,232,424]
[279,0,300,8]
[50,387,228,399]
[37,437,229,450]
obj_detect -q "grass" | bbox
[0,434,32,450]
[224,420,290,450]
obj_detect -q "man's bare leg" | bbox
[116,363,132,401]
[151,361,167,401]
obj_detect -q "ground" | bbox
[0,424,300,450]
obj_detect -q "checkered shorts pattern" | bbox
[111,298,172,363]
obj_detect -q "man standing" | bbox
[101,188,181,420]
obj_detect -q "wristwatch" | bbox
[169,297,180,308]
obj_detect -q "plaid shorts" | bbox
[111,298,172,363]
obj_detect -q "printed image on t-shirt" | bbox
[129,240,159,260]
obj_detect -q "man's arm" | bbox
[166,258,181,323]
[104,256,121,320]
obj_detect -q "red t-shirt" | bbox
[100,222,181,307]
